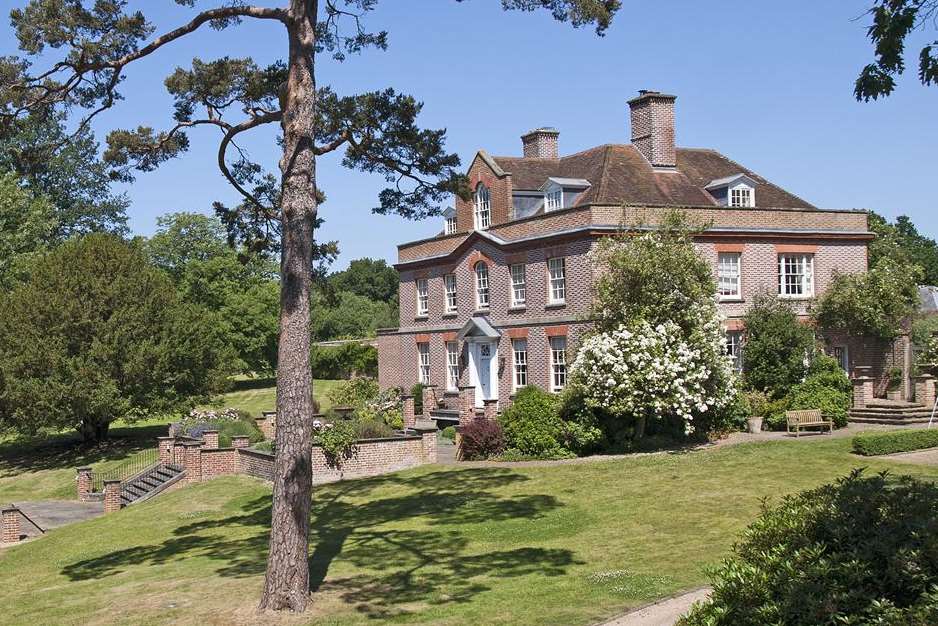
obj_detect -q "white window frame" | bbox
[778,253,814,298]
[548,257,566,304]
[512,339,528,391]
[544,188,563,212]
[475,262,490,310]
[417,342,430,385]
[474,185,491,230]
[444,216,457,235]
[729,184,754,208]
[443,273,457,314]
[510,264,526,307]
[415,278,429,317]
[726,330,743,373]
[446,342,459,391]
[550,336,567,392]
[717,252,742,300]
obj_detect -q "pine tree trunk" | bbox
[259,0,318,613]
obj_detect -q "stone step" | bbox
[850,407,933,416]
[848,416,934,425]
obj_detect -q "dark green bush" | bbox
[498,385,567,458]
[354,419,395,439]
[216,418,264,447]
[762,396,792,431]
[458,419,505,460]
[788,354,851,428]
[310,342,377,378]
[742,293,815,398]
[853,429,938,456]
[680,470,938,626]
[411,382,425,415]
[440,425,456,441]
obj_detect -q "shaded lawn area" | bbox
[3,438,938,626]
[0,380,342,503]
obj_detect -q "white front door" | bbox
[471,341,498,408]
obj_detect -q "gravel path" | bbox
[597,587,712,626]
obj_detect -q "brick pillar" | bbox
[421,385,437,416]
[203,430,219,449]
[2,506,21,543]
[173,441,187,468]
[483,399,498,421]
[402,395,416,428]
[411,419,438,463]
[459,385,475,423]
[231,436,250,449]
[157,437,174,465]
[852,374,875,408]
[184,442,203,484]
[76,467,93,502]
[103,480,122,513]
[915,375,936,408]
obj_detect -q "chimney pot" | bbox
[627,90,677,168]
[521,127,559,159]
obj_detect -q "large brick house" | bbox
[377,90,891,423]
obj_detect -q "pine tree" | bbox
[0,0,619,612]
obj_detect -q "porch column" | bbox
[914,374,936,408]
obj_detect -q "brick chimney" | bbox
[521,127,559,159]
[628,90,677,168]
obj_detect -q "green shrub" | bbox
[743,389,770,417]
[440,425,456,442]
[252,440,274,454]
[762,396,792,431]
[680,470,938,626]
[887,366,904,390]
[354,419,395,439]
[216,418,264,447]
[788,355,851,428]
[327,378,401,428]
[314,420,359,466]
[310,342,378,379]
[498,385,567,458]
[742,293,815,398]
[852,429,938,456]
[458,419,505,460]
[411,382,425,415]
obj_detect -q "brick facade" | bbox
[378,95,889,416]
[1,506,21,543]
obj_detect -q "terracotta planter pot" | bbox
[886,388,903,401]
[747,416,763,434]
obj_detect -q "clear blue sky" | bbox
[3,1,936,270]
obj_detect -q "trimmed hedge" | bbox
[852,428,938,456]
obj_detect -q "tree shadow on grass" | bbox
[0,423,168,477]
[61,468,580,619]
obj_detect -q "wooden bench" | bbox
[785,409,833,436]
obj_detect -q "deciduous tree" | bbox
[1,0,619,611]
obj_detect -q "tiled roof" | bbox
[490,144,815,210]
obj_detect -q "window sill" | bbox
[545,302,566,309]
[443,390,459,397]
[474,308,491,314]
[414,315,429,321]
[442,312,458,318]
[508,305,527,312]
[777,295,814,301]
[719,298,744,303]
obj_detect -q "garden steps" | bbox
[120,464,184,507]
[428,408,460,424]
[849,401,935,425]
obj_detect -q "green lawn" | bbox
[3,437,938,625]
[0,379,342,502]
[204,377,344,416]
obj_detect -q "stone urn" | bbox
[747,416,763,434]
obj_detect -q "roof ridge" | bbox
[492,142,623,163]
[593,144,614,204]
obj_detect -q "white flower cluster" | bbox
[188,407,241,421]
[570,319,735,435]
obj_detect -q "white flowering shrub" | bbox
[570,317,736,436]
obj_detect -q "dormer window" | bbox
[539,177,590,214]
[705,174,757,208]
[545,188,563,212]
[730,185,753,208]
[473,184,491,230]
[443,207,457,235]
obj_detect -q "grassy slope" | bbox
[3,438,938,626]
[0,380,341,502]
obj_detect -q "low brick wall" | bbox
[238,448,275,481]
[201,448,238,480]
[236,428,437,486]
